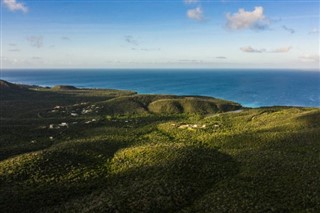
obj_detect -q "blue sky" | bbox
[1,0,319,69]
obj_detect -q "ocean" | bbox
[1,69,319,108]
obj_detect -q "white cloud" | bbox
[184,0,198,4]
[299,54,320,62]
[187,7,204,21]
[240,46,292,53]
[270,46,292,53]
[240,46,266,53]
[3,0,28,13]
[226,6,270,30]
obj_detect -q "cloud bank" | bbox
[187,7,204,21]
[226,6,270,30]
[3,0,28,13]
[240,46,292,53]
[240,46,266,53]
[270,46,292,53]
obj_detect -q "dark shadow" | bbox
[295,109,320,128]
[220,122,320,212]
[0,88,127,119]
[96,146,239,212]
[0,87,134,161]
[0,144,239,212]
[0,139,127,213]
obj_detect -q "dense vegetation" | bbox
[1,80,319,212]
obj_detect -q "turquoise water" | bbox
[1,69,319,107]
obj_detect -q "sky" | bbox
[1,0,319,69]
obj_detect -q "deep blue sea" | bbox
[1,69,320,108]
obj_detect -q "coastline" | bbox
[1,79,319,109]
[1,69,320,108]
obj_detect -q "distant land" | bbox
[0,80,319,212]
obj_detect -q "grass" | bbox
[0,80,319,212]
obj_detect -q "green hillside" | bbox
[0,81,319,212]
[51,85,79,90]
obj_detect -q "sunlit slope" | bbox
[99,95,241,115]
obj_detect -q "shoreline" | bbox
[1,79,319,109]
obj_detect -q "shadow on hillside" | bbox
[296,110,320,128]
[0,144,239,212]
[216,119,320,212]
[0,88,132,161]
[0,122,90,161]
[87,146,239,212]
[0,139,127,212]
[0,88,125,118]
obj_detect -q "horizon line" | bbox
[1,68,319,71]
